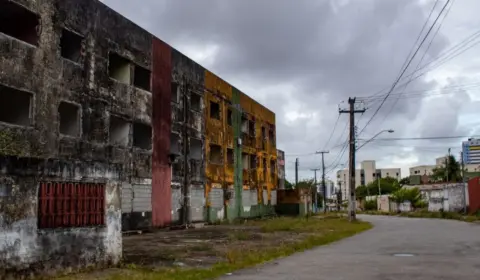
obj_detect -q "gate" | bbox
[121,183,152,231]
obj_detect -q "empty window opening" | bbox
[210,101,220,120]
[38,182,105,229]
[170,133,180,155]
[250,155,257,169]
[133,122,152,150]
[0,85,31,126]
[171,83,179,103]
[269,129,275,144]
[227,109,233,126]
[241,116,248,132]
[263,158,267,177]
[191,93,202,111]
[248,120,255,136]
[133,65,151,91]
[227,149,234,165]
[60,29,83,63]
[190,138,202,160]
[0,2,39,46]
[109,115,130,147]
[261,126,266,139]
[270,160,276,174]
[209,144,222,164]
[108,53,131,84]
[242,153,249,170]
[58,102,80,137]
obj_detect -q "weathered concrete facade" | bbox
[0,0,277,275]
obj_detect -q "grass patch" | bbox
[97,217,371,280]
[361,210,480,222]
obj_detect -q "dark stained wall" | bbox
[152,38,172,227]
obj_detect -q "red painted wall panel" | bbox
[152,38,172,227]
[468,177,480,214]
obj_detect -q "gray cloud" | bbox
[103,0,480,182]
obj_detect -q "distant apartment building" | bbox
[463,138,480,164]
[410,165,435,176]
[336,160,401,201]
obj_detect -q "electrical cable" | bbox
[358,0,451,137]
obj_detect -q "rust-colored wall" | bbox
[151,38,172,227]
[468,177,480,214]
[204,71,233,198]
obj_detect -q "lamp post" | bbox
[356,129,394,197]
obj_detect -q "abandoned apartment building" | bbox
[0,0,279,276]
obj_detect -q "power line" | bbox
[358,0,451,136]
[322,115,340,151]
[366,135,479,141]
[377,0,455,128]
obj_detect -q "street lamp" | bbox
[356,129,394,151]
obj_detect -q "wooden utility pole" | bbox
[316,151,329,213]
[295,158,299,186]
[311,168,320,213]
[339,97,365,222]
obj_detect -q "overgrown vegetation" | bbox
[431,155,462,183]
[62,216,371,280]
[364,199,377,211]
[355,177,400,199]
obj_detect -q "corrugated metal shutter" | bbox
[171,187,182,222]
[209,188,224,208]
[190,187,205,222]
[250,190,258,206]
[132,184,152,212]
[263,190,268,205]
[271,190,277,205]
[121,183,133,213]
[242,190,252,207]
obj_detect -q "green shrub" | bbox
[364,199,377,211]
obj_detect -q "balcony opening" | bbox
[242,153,249,170]
[190,138,202,160]
[209,144,222,164]
[250,155,257,169]
[210,101,220,120]
[191,93,201,111]
[227,149,234,165]
[227,109,233,126]
[248,120,255,136]
[241,116,248,133]
[270,160,276,174]
[0,2,39,46]
[0,85,31,126]
[261,126,266,139]
[60,29,83,63]
[133,122,152,150]
[109,115,129,147]
[108,52,131,84]
[171,82,179,103]
[269,129,275,145]
[170,133,180,155]
[133,65,151,91]
[263,158,267,178]
[58,102,80,137]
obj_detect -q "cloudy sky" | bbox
[103,0,480,183]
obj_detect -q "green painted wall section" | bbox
[232,87,243,220]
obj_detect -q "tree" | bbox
[399,177,410,186]
[285,180,294,189]
[431,155,462,182]
[356,177,400,199]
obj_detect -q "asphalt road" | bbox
[221,215,480,280]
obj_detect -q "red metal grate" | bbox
[38,182,105,229]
